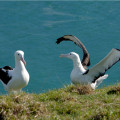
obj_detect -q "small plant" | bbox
[66,84,93,95]
[91,113,105,120]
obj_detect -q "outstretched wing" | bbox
[84,48,120,83]
[56,35,90,69]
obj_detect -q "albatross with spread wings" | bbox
[56,35,120,89]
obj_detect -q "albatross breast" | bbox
[6,66,29,91]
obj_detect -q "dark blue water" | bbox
[0,2,120,94]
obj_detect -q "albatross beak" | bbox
[59,54,69,58]
[21,57,26,66]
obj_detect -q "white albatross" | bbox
[0,50,30,92]
[56,35,120,89]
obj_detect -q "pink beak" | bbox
[21,57,26,66]
[59,54,69,58]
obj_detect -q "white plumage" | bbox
[57,35,120,89]
[60,49,120,89]
[0,50,29,92]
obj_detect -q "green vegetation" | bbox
[0,84,120,120]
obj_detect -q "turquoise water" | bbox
[0,2,120,94]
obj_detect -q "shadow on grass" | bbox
[107,86,120,95]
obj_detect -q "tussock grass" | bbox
[65,84,93,95]
[0,93,49,120]
[0,84,120,120]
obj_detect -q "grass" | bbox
[0,84,120,120]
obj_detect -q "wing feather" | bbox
[56,35,90,69]
[0,68,12,85]
[3,66,13,71]
[86,48,120,82]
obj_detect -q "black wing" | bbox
[85,49,120,83]
[56,35,90,69]
[3,66,13,71]
[0,66,13,85]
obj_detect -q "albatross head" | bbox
[60,52,80,60]
[15,50,26,66]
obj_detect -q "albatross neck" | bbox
[72,57,85,72]
[15,59,25,70]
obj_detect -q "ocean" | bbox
[0,1,120,94]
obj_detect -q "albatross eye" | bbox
[18,54,20,56]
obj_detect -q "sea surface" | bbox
[0,2,120,94]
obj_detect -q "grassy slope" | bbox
[0,84,120,120]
